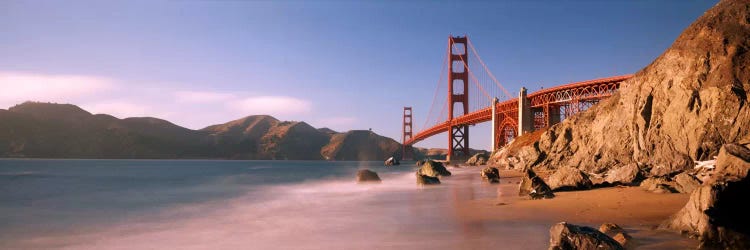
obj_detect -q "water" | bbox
[1,159,551,249]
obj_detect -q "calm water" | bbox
[0,159,547,249]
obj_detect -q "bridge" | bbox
[402,36,632,161]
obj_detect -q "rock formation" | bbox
[416,173,440,185]
[480,166,500,183]
[466,153,489,166]
[355,169,381,183]
[519,169,554,199]
[546,166,593,191]
[514,0,750,179]
[548,222,624,250]
[384,156,400,166]
[417,160,452,177]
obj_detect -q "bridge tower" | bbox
[402,107,413,160]
[447,36,470,161]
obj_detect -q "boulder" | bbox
[660,143,750,248]
[639,177,677,193]
[604,163,643,186]
[599,223,631,247]
[480,167,500,183]
[466,153,489,166]
[384,156,400,166]
[416,173,440,185]
[548,222,624,250]
[415,159,425,166]
[519,169,554,199]
[417,160,451,177]
[355,169,381,183]
[673,172,701,193]
[547,166,593,191]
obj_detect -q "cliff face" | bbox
[518,0,750,175]
[0,102,401,160]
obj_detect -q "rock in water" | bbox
[466,153,489,166]
[416,173,440,185]
[604,163,644,186]
[480,167,500,183]
[384,156,400,166]
[661,143,750,248]
[548,222,624,250]
[417,160,452,177]
[514,0,750,181]
[415,159,425,166]
[599,223,632,247]
[356,169,381,183]
[519,169,554,199]
[547,166,593,191]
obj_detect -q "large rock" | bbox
[480,166,500,183]
[512,0,750,181]
[673,172,701,193]
[547,166,593,191]
[355,169,381,183]
[660,143,750,248]
[639,177,678,194]
[416,173,440,185]
[519,169,554,199]
[417,160,451,177]
[604,163,644,185]
[466,153,489,166]
[548,222,624,250]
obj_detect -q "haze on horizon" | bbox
[0,1,716,149]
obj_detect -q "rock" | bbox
[355,169,381,183]
[548,222,624,250]
[639,177,677,193]
[519,169,554,199]
[599,223,631,247]
[466,153,489,166]
[547,166,593,191]
[415,159,425,166]
[612,232,632,248]
[604,163,644,185]
[673,172,701,193]
[713,143,750,181]
[512,0,750,185]
[660,177,750,248]
[480,166,500,183]
[384,156,400,166]
[416,172,440,185]
[417,160,451,177]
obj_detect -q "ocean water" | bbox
[0,159,549,249]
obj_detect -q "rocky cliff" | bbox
[515,0,750,175]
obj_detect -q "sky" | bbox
[0,0,717,150]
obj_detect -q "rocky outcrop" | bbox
[519,169,554,199]
[466,153,489,166]
[416,173,440,185]
[673,172,701,193]
[604,163,644,186]
[548,222,624,250]
[417,160,451,177]
[640,177,678,194]
[547,166,593,191]
[660,143,750,248]
[415,159,425,166]
[480,167,500,183]
[513,0,750,181]
[356,169,381,183]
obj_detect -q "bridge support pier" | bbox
[402,107,413,160]
[518,87,533,136]
[491,97,498,150]
[447,36,470,162]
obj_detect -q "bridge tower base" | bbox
[447,36,470,162]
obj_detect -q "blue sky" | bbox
[0,1,716,149]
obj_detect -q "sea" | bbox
[0,159,551,249]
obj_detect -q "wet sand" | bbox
[451,168,697,249]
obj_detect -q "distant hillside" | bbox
[0,102,403,160]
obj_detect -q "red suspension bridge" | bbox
[402,36,632,161]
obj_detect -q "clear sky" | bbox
[0,0,717,150]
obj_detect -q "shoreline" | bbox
[447,167,697,249]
